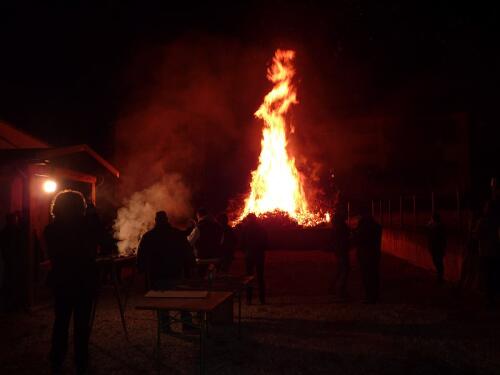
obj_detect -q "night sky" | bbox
[1,1,498,205]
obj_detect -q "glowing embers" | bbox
[238,50,326,226]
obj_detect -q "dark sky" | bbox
[0,1,498,204]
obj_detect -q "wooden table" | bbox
[136,291,234,374]
[174,275,254,337]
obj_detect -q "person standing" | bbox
[330,211,351,301]
[459,207,481,290]
[427,212,447,283]
[44,190,100,374]
[241,214,268,304]
[217,213,237,272]
[188,208,222,277]
[354,210,382,304]
[0,212,24,311]
[477,201,500,307]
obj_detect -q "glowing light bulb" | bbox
[43,180,57,193]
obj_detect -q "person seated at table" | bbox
[217,213,237,272]
[241,214,268,304]
[137,211,194,289]
[187,207,223,277]
[44,190,101,374]
[137,211,195,332]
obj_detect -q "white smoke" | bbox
[113,174,192,255]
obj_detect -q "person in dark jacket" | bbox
[137,211,195,332]
[44,190,100,374]
[137,211,194,289]
[0,212,24,311]
[477,201,500,307]
[217,213,237,272]
[241,214,268,304]
[427,212,447,283]
[330,211,351,300]
[354,211,382,304]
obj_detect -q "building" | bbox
[0,121,119,309]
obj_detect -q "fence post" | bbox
[399,195,403,227]
[379,200,383,224]
[412,195,417,229]
[388,199,392,227]
[347,201,350,225]
[372,200,375,217]
[456,188,461,228]
[431,191,435,213]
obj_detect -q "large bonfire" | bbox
[238,49,327,226]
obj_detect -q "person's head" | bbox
[483,200,492,217]
[86,202,97,216]
[196,207,208,221]
[217,213,229,226]
[246,213,258,225]
[50,190,87,222]
[358,204,372,219]
[334,211,346,224]
[432,212,441,223]
[155,211,169,226]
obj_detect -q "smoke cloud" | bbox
[113,174,191,255]
[113,35,270,210]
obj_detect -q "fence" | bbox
[345,190,469,281]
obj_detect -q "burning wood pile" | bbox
[235,49,329,227]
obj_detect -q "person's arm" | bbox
[187,226,200,257]
[187,226,199,247]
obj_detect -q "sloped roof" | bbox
[0,122,119,178]
[0,121,49,149]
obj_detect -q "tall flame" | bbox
[239,49,325,226]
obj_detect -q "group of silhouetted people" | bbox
[330,208,382,304]
[8,185,499,375]
[33,189,269,374]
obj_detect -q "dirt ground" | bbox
[1,250,499,375]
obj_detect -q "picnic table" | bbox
[174,275,254,337]
[136,290,234,374]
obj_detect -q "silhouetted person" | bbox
[477,201,500,307]
[86,202,117,284]
[44,190,100,374]
[188,208,222,277]
[354,211,382,304]
[459,207,481,290]
[0,212,24,311]
[217,213,237,272]
[137,211,195,332]
[330,212,350,300]
[137,211,194,289]
[241,214,268,304]
[427,212,447,283]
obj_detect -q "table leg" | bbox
[200,312,207,375]
[238,291,242,339]
[122,271,136,311]
[112,263,129,340]
[156,310,161,374]
[88,292,99,336]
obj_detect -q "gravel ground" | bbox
[1,250,499,375]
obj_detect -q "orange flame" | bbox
[239,49,326,226]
